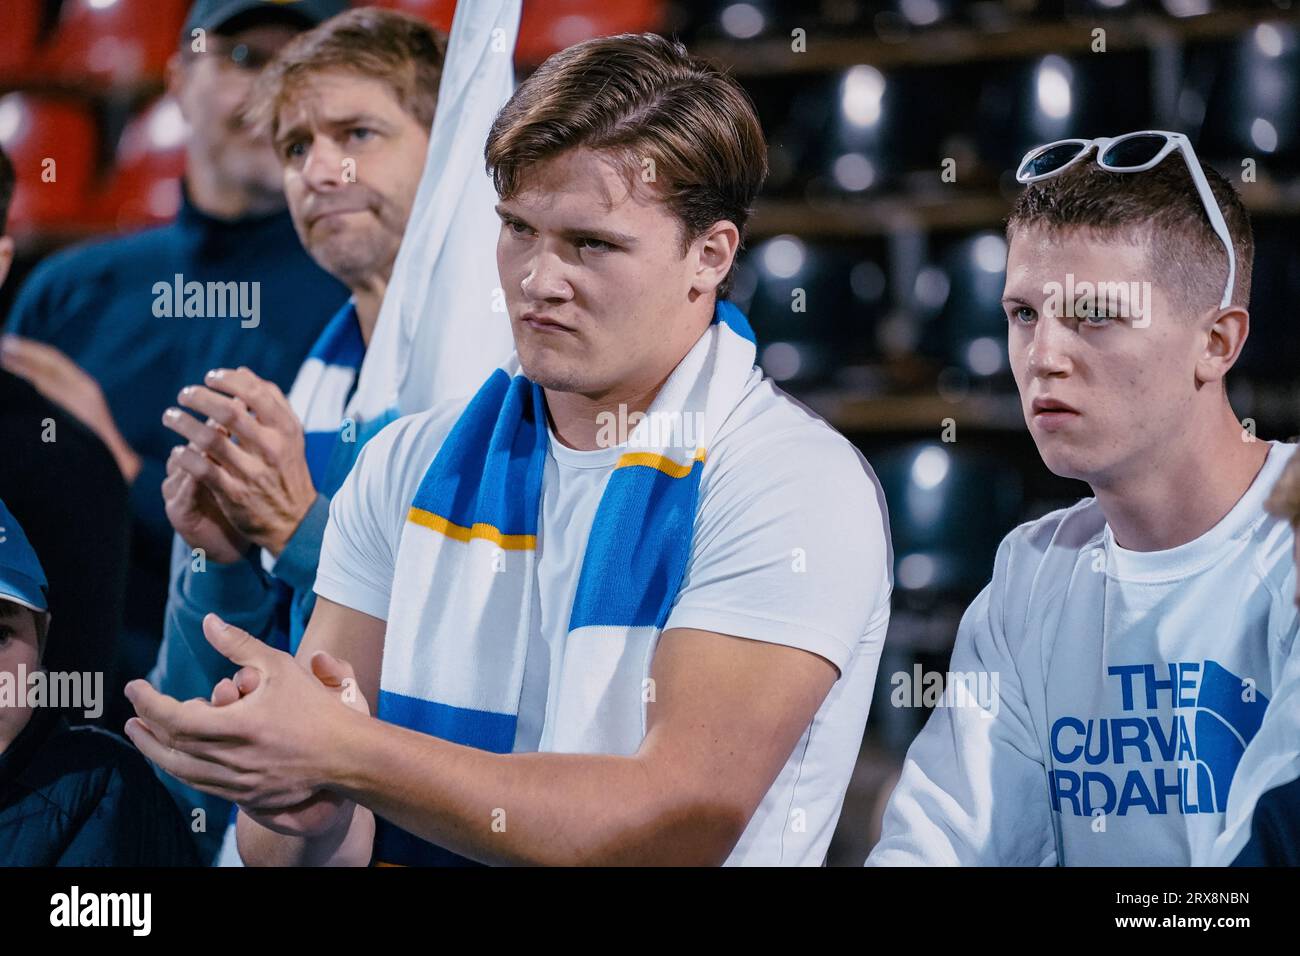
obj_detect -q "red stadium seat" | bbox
[0,93,99,233]
[516,0,662,64]
[97,95,187,230]
[38,0,189,85]
[0,0,43,82]
[369,0,456,33]
[370,0,664,63]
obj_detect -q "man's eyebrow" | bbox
[493,206,639,247]
[320,112,392,130]
[0,601,19,619]
[273,120,307,148]
[274,113,392,147]
[558,224,638,247]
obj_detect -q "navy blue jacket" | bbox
[0,706,198,866]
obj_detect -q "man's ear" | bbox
[691,220,740,298]
[0,235,14,290]
[1195,303,1251,386]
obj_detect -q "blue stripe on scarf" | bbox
[371,689,515,868]
[308,301,367,365]
[301,302,366,494]
[273,302,366,655]
[568,457,703,630]
[409,370,548,538]
[354,406,399,447]
[377,689,518,753]
[714,298,756,344]
[303,431,340,486]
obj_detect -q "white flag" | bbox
[345,0,521,439]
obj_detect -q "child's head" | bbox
[0,498,50,751]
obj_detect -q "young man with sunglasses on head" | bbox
[868,131,1298,866]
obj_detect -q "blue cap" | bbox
[0,498,48,614]
[184,0,349,37]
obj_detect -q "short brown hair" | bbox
[1007,151,1254,312]
[485,32,768,297]
[245,7,447,140]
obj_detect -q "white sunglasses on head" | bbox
[1015,130,1236,310]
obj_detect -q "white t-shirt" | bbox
[316,365,893,866]
[868,440,1299,867]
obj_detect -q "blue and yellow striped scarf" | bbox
[373,300,757,865]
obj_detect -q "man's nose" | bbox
[302,136,346,190]
[1027,311,1071,378]
[520,248,572,302]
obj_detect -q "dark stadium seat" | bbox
[731,235,890,387]
[926,230,1012,384]
[975,51,1155,177]
[1192,23,1300,176]
[870,440,1023,597]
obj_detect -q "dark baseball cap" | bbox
[183,0,349,38]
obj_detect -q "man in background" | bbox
[150,7,447,863]
[1,0,350,729]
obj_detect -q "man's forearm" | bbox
[326,711,745,866]
[236,801,375,867]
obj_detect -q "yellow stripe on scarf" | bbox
[614,448,707,479]
[406,508,537,550]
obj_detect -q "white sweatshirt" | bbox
[868,440,1298,866]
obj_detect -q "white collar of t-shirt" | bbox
[1103,440,1292,583]
[545,421,626,470]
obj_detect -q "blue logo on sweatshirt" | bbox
[1048,661,1268,817]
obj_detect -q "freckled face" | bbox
[1003,227,1202,486]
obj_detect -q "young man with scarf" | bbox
[146,7,449,863]
[124,32,894,867]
